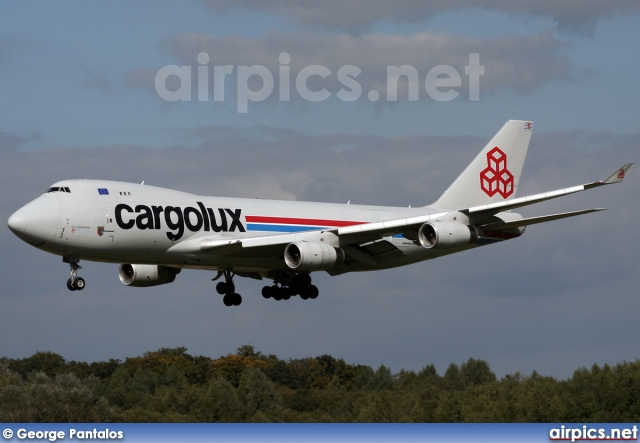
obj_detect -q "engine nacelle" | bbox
[119,264,181,287]
[284,242,345,271]
[418,221,478,249]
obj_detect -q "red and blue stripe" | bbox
[245,216,364,233]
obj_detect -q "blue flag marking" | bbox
[98,188,109,195]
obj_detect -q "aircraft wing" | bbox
[167,230,335,256]
[466,163,633,221]
[337,163,632,241]
[167,163,632,255]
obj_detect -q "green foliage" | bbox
[461,358,496,386]
[194,377,244,422]
[2,346,640,422]
[237,366,283,421]
[0,371,108,422]
[8,351,66,379]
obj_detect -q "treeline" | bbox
[1,345,639,422]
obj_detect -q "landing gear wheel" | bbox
[299,273,312,287]
[309,285,319,299]
[216,281,235,294]
[64,256,83,292]
[218,271,241,306]
[74,277,86,290]
[262,286,273,299]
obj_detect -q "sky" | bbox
[1,1,639,380]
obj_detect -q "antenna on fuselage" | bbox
[141,181,145,185]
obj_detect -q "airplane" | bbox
[7,120,633,307]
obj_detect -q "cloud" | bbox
[0,131,28,150]
[0,35,39,66]
[199,0,640,34]
[123,66,159,95]
[0,130,42,151]
[3,124,634,212]
[0,38,9,62]
[81,68,113,92]
[155,30,570,104]
[0,37,19,63]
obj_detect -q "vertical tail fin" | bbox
[431,120,533,209]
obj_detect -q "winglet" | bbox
[585,163,634,190]
[602,163,634,184]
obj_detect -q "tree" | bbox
[237,345,262,358]
[461,358,496,386]
[369,365,395,391]
[9,352,66,379]
[194,377,244,422]
[237,366,283,421]
[443,363,464,390]
[519,371,566,422]
[208,354,267,387]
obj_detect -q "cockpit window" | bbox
[45,187,71,193]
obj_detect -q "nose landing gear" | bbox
[64,256,85,291]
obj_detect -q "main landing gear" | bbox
[213,271,320,306]
[214,270,242,307]
[64,256,85,291]
[261,273,319,302]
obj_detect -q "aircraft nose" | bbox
[8,210,27,234]
[8,196,60,243]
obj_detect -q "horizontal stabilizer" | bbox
[479,208,606,231]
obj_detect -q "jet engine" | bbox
[119,264,181,287]
[284,242,345,271]
[418,221,478,249]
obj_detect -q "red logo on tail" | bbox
[480,147,514,198]
[617,168,626,180]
